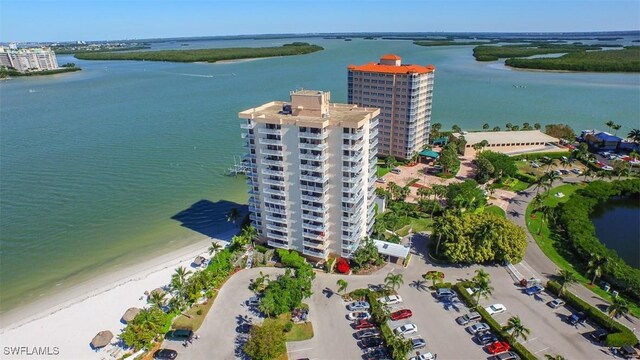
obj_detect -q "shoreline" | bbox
[0,228,237,359]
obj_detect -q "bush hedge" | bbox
[512,151,571,161]
[453,282,537,360]
[514,172,538,184]
[546,281,638,346]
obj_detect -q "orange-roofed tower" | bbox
[348,54,435,159]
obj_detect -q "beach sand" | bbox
[0,229,236,360]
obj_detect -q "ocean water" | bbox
[1,37,639,315]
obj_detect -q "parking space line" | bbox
[534,347,550,354]
[521,337,538,343]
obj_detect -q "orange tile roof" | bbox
[380,54,401,60]
[347,63,435,75]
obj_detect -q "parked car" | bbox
[347,301,370,311]
[360,337,384,349]
[364,347,391,360]
[475,332,499,345]
[493,351,520,360]
[467,322,490,334]
[393,323,418,336]
[378,295,402,305]
[554,169,562,176]
[376,178,386,183]
[530,161,540,168]
[547,298,565,309]
[410,337,427,350]
[390,309,413,321]
[456,311,481,325]
[524,284,544,295]
[560,169,570,175]
[435,288,455,298]
[589,329,608,343]
[391,168,401,174]
[357,328,382,339]
[354,319,375,330]
[153,349,178,360]
[347,311,371,321]
[614,345,637,359]
[165,329,193,340]
[561,156,568,161]
[409,352,434,360]
[485,304,507,315]
[246,296,260,307]
[487,341,511,355]
[568,312,587,326]
[571,168,582,174]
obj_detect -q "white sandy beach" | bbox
[0,229,236,360]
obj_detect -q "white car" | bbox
[393,323,418,336]
[378,295,402,305]
[602,165,613,171]
[466,322,490,334]
[409,353,434,360]
[347,301,370,311]
[485,303,507,315]
[571,168,582,175]
[347,311,371,321]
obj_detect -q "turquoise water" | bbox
[591,197,640,268]
[1,37,639,314]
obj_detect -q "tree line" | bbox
[505,46,640,72]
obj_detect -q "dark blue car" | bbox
[524,284,544,296]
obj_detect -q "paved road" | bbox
[505,177,638,335]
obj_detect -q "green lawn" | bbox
[395,218,434,236]
[171,293,217,331]
[263,313,314,342]
[377,165,391,178]
[482,205,506,218]
[526,184,640,318]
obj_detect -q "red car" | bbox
[354,319,375,330]
[487,341,510,355]
[390,309,413,321]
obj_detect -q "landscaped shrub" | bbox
[546,280,637,346]
[336,258,350,274]
[514,172,537,184]
[325,257,336,273]
[283,321,293,332]
[255,244,269,253]
[276,249,307,268]
[513,151,572,161]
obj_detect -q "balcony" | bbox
[262,178,284,186]
[244,153,256,161]
[259,138,282,146]
[299,142,328,151]
[261,148,283,156]
[370,118,379,128]
[264,215,287,224]
[240,122,255,130]
[343,131,364,141]
[268,239,289,249]
[299,152,328,162]
[258,127,282,136]
[248,205,260,213]
[302,212,325,222]
[342,173,364,183]
[299,131,327,140]
[248,196,261,205]
[264,197,286,206]
[302,202,325,212]
[264,206,286,215]
[341,232,360,243]
[300,193,322,202]
[300,184,327,193]
[303,247,327,259]
[300,162,325,172]
[302,222,326,232]
[261,168,284,177]
[267,223,287,233]
[342,191,364,204]
[300,173,324,182]
[342,151,364,163]
[369,138,379,149]
[342,206,364,221]
[342,140,364,152]
[302,240,329,250]
[343,162,364,174]
[369,128,379,139]
[263,187,285,197]
[249,214,261,222]
[367,207,376,223]
[261,158,282,166]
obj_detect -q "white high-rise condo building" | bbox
[0,47,59,73]
[348,54,435,160]
[238,90,380,259]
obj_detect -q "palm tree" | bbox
[557,269,577,296]
[540,157,554,171]
[545,170,561,191]
[423,271,444,287]
[511,125,520,131]
[627,129,640,144]
[452,124,462,133]
[483,123,490,130]
[473,269,490,284]
[605,120,615,132]
[544,354,567,360]
[607,297,630,319]
[250,271,270,292]
[384,272,404,291]
[612,124,622,136]
[148,291,166,309]
[226,207,240,224]
[533,177,547,195]
[493,126,501,132]
[506,122,513,130]
[522,122,532,130]
[503,316,531,342]
[473,278,494,305]
[582,168,593,182]
[241,226,259,245]
[417,187,431,200]
[534,123,541,130]
[586,253,607,285]
[560,157,570,169]
[336,279,348,294]
[208,241,223,257]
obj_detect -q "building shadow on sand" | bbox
[171,199,248,238]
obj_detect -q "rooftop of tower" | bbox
[348,54,435,75]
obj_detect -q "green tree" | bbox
[627,129,640,144]
[208,241,223,257]
[337,279,348,294]
[384,272,404,291]
[506,122,513,130]
[605,120,615,132]
[423,271,444,287]
[477,151,517,179]
[511,125,520,131]
[540,157,554,171]
[249,271,270,293]
[452,124,462,133]
[244,321,287,360]
[241,226,259,245]
[612,160,631,179]
[385,155,397,169]
[474,157,495,184]
[473,269,490,284]
[446,179,487,212]
[119,307,167,351]
[545,124,576,141]
[522,122,532,130]
[417,187,431,200]
[544,355,567,360]
[473,278,494,305]
[483,123,490,130]
[557,269,577,296]
[534,123,541,130]
[503,316,530,342]
[607,297,630,319]
[493,126,501,132]
[430,123,442,140]
[587,253,607,285]
[148,291,166,310]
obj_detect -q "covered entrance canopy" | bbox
[419,149,440,159]
[373,239,410,264]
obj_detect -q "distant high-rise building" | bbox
[238,90,380,259]
[0,47,59,73]
[348,54,435,160]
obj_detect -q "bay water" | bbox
[1,37,639,315]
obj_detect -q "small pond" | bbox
[590,197,640,268]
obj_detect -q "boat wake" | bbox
[177,73,214,78]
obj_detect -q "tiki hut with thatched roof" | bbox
[151,287,165,297]
[91,330,113,349]
[121,307,141,323]
[193,255,206,267]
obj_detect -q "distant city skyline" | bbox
[2,0,639,42]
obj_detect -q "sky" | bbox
[2,0,639,42]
